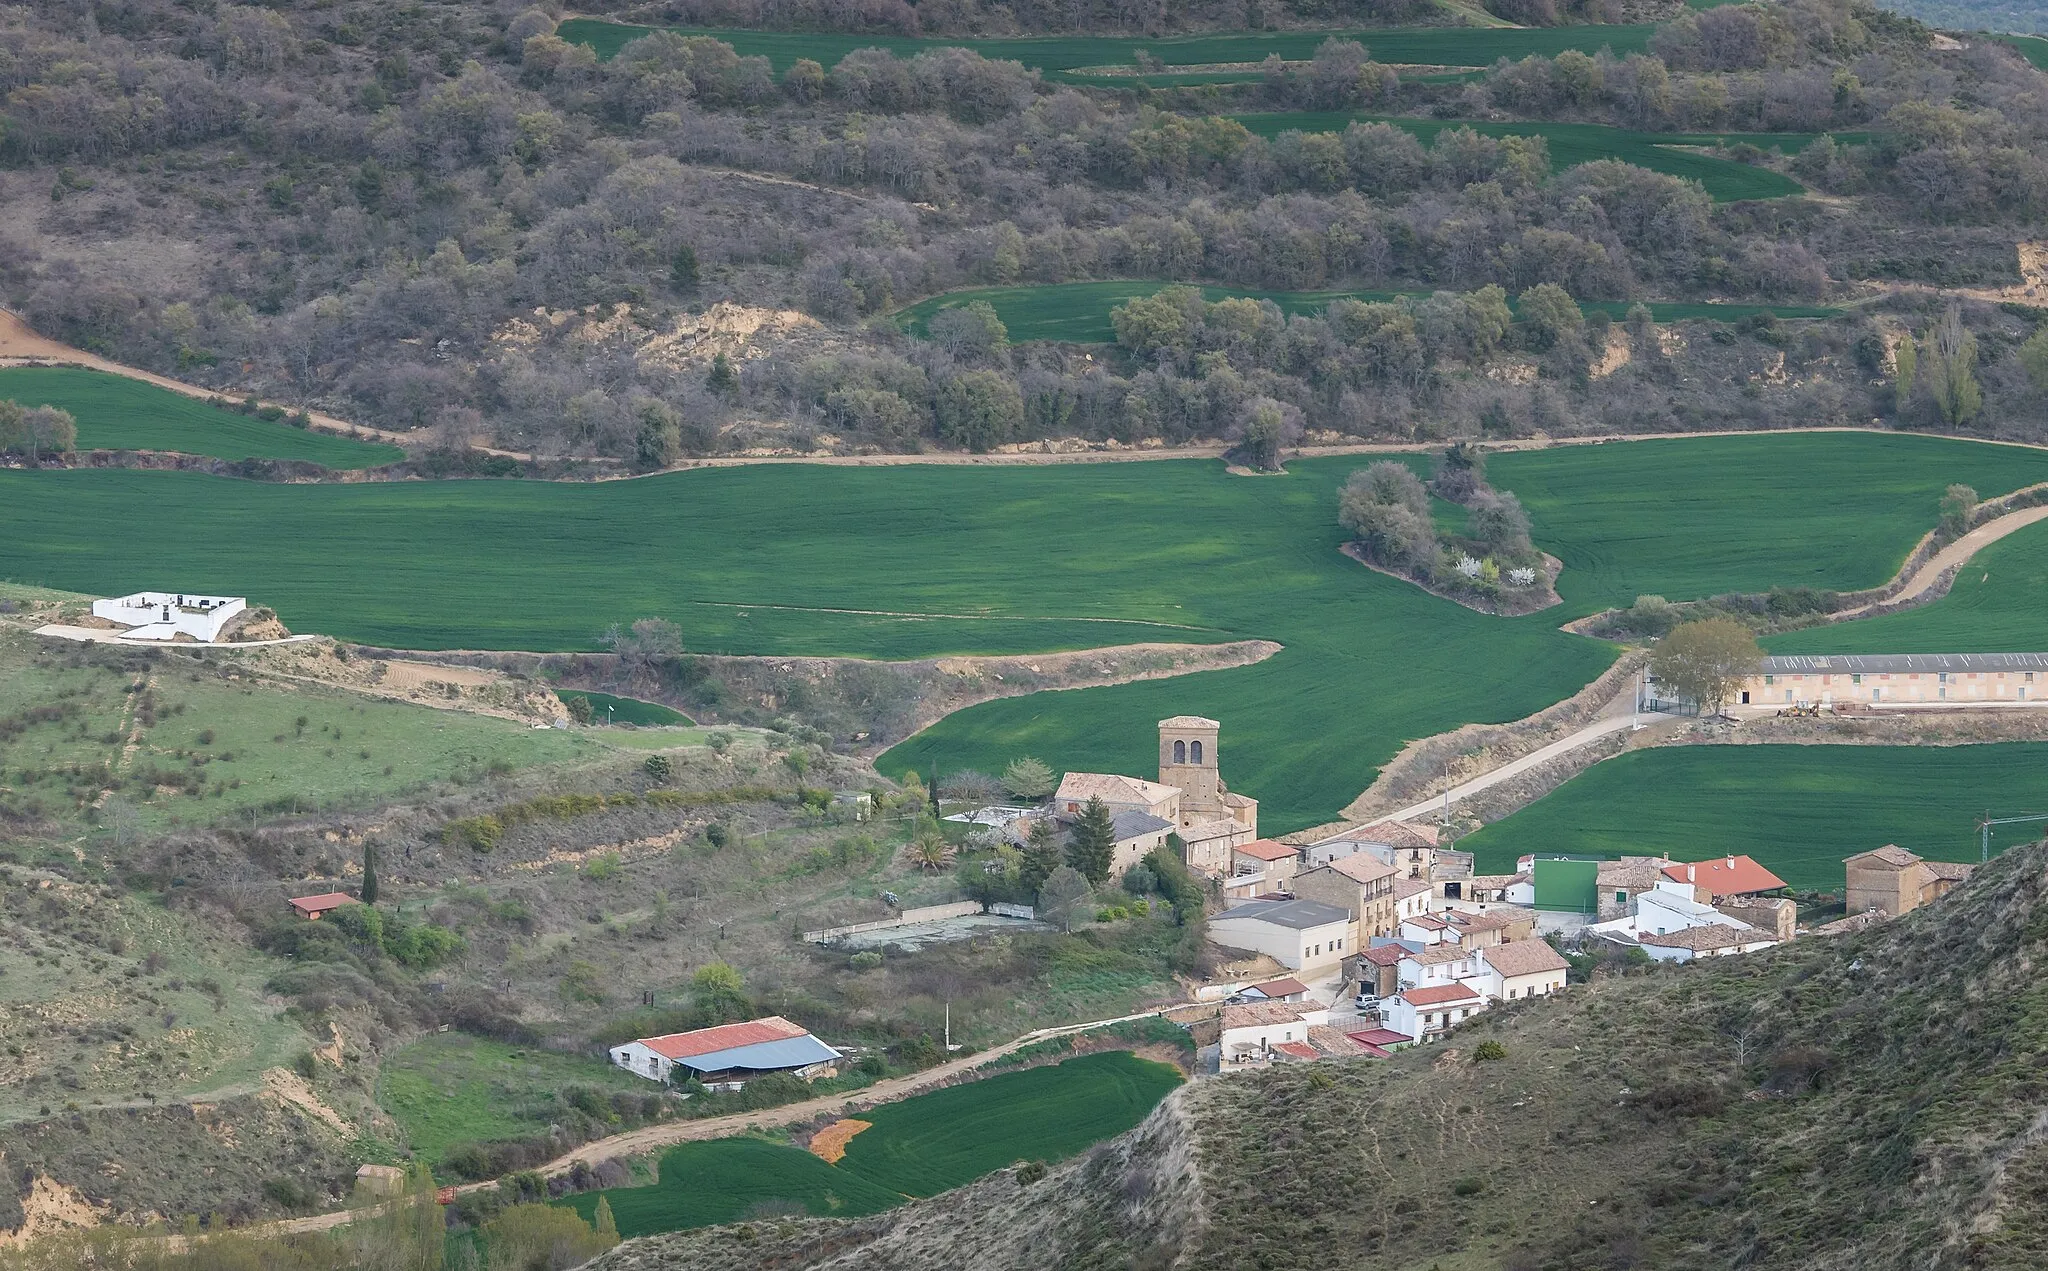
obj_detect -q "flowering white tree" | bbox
[1508,567,1537,587]
[1455,555,1483,579]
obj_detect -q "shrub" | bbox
[643,753,673,783]
[1473,1040,1508,1062]
[1015,1161,1048,1185]
[1121,865,1157,895]
[1453,1177,1485,1197]
[848,950,884,971]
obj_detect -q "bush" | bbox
[848,950,884,971]
[643,753,673,783]
[1473,1040,1507,1062]
[1015,1161,1048,1185]
[1121,865,1157,895]
[1453,1177,1485,1197]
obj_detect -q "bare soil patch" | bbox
[807,1118,872,1163]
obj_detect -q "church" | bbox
[1051,716,1260,879]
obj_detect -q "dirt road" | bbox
[1832,500,2048,620]
[241,1009,1170,1239]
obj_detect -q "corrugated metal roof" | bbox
[1214,898,1352,930]
[673,1034,842,1074]
[1759,653,2048,673]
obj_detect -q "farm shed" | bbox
[288,892,353,920]
[1737,653,2048,707]
[609,1016,841,1089]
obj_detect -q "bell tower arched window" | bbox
[1191,740,1204,765]
[1173,740,1186,764]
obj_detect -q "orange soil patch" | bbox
[808,1118,872,1164]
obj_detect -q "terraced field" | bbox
[561,1138,904,1236]
[1232,114,1859,200]
[558,18,1659,83]
[1767,517,2048,655]
[0,367,402,468]
[5,433,2037,832]
[835,1050,1183,1195]
[896,281,1840,345]
[555,689,694,726]
[561,1051,1181,1237]
[1455,744,2048,887]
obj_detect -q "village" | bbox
[575,710,1978,1088]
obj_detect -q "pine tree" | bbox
[360,843,378,906]
[594,1194,621,1248]
[1020,817,1063,893]
[1066,796,1117,884]
[928,764,941,818]
[670,244,699,290]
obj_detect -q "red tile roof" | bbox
[637,1016,810,1060]
[288,892,353,914]
[1637,926,1758,952]
[1846,844,1921,869]
[1325,855,1400,885]
[1359,820,1441,849]
[1221,1002,1309,1029]
[1399,984,1480,1006]
[1272,1041,1320,1061]
[1392,878,1434,900]
[1247,977,1309,998]
[1235,839,1299,862]
[1360,945,1409,966]
[1479,939,1570,978]
[1348,1028,1412,1047]
[1661,855,1786,896]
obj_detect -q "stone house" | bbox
[1291,854,1402,939]
[1844,845,1976,917]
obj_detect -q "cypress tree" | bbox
[1067,796,1117,884]
[360,843,379,906]
[929,764,941,818]
[595,1194,620,1247]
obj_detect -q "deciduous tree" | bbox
[1037,865,1093,933]
[1651,618,1762,717]
[1923,305,1981,428]
[1002,757,1055,801]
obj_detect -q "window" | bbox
[1852,674,1862,685]
[1173,739,1185,763]
[1939,672,1949,683]
[1764,675,1774,686]
[1191,740,1203,764]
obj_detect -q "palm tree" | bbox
[905,830,955,872]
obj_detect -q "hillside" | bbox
[596,836,2048,1271]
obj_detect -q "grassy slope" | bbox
[1767,517,2048,654]
[1232,113,1844,200]
[1454,743,2048,887]
[564,1051,1180,1239]
[558,18,1658,79]
[0,888,310,1120]
[0,367,401,468]
[379,1034,658,1168]
[597,840,2048,1271]
[835,1051,1183,1196]
[5,435,2041,831]
[895,280,1840,344]
[0,626,599,832]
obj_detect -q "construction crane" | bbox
[1975,812,2048,863]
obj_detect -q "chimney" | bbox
[1726,856,1736,869]
[1687,865,1696,883]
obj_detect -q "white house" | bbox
[1382,983,1486,1043]
[1304,819,1442,872]
[1473,939,1570,1001]
[1637,925,1781,962]
[1397,944,1478,989]
[92,591,246,643]
[1207,898,1354,972]
[1220,1001,1332,1068]
[1589,885,1751,942]
[608,1016,840,1089]
[1392,877,1434,925]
